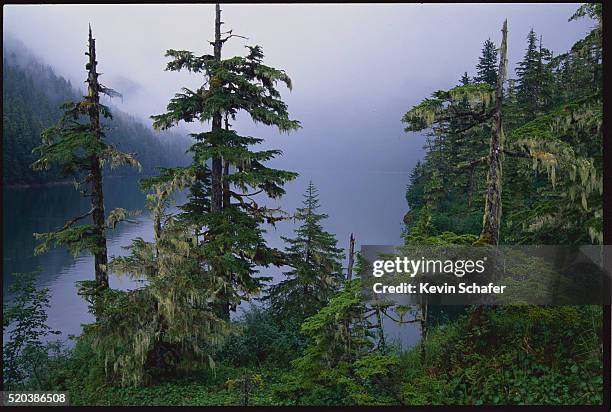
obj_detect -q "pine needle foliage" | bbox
[266,182,345,322]
[151,5,301,320]
[31,27,141,297]
[84,171,230,387]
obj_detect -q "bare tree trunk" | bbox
[86,26,108,291]
[479,20,508,246]
[347,233,355,280]
[467,166,475,208]
[375,303,386,351]
[473,20,508,327]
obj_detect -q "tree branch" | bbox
[458,155,488,169]
[59,208,94,231]
[503,149,532,159]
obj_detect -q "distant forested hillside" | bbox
[2,40,192,186]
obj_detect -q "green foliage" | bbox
[266,182,344,322]
[397,7,604,407]
[403,6,602,245]
[2,272,61,389]
[225,372,264,405]
[398,306,603,405]
[32,91,141,178]
[515,28,554,118]
[151,45,300,132]
[217,307,308,367]
[2,5,604,407]
[475,38,498,86]
[90,179,230,386]
[151,9,300,322]
[29,32,142,292]
[33,224,101,257]
[272,280,400,405]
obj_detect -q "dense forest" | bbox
[2,38,191,186]
[2,3,605,406]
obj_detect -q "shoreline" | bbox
[4,174,150,190]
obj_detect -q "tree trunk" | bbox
[211,3,224,214]
[472,21,508,327]
[87,26,108,291]
[419,300,428,365]
[223,115,231,209]
[479,20,508,246]
[211,3,230,320]
[347,233,355,280]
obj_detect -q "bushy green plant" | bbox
[2,272,61,389]
[217,306,308,367]
[272,280,401,405]
[398,305,603,405]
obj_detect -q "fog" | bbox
[4,3,595,244]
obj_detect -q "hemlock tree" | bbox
[274,278,399,405]
[31,26,140,299]
[402,21,508,245]
[266,182,344,321]
[515,29,554,118]
[87,168,230,386]
[474,38,498,87]
[151,3,300,320]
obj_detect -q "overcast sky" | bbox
[3,3,595,245]
[4,3,593,171]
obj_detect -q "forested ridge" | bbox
[2,40,191,186]
[2,3,605,406]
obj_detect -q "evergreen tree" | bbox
[474,38,498,86]
[266,182,344,321]
[515,29,553,118]
[90,168,230,386]
[504,7,602,244]
[274,273,399,405]
[151,3,301,320]
[459,72,470,86]
[31,26,140,298]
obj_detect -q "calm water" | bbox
[3,171,420,348]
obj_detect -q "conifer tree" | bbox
[474,38,498,87]
[478,20,508,245]
[515,29,553,118]
[151,3,300,320]
[91,168,230,386]
[266,182,344,321]
[31,26,140,297]
[275,269,399,405]
[505,4,602,244]
[459,72,470,86]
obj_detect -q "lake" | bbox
[3,170,421,349]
